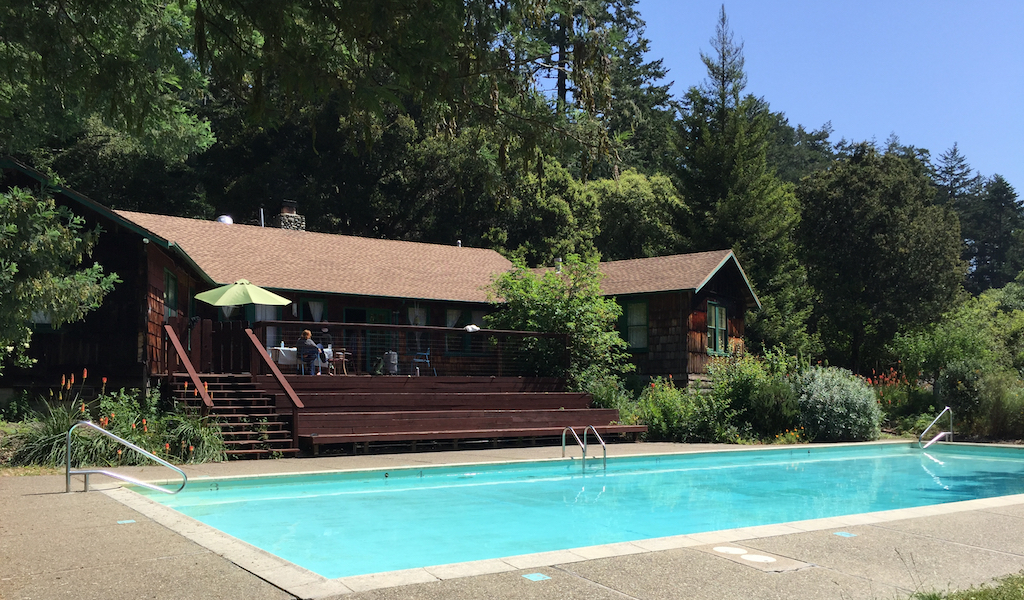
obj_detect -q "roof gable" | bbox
[599,250,761,309]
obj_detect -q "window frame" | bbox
[163,269,178,319]
[620,300,649,353]
[707,301,729,356]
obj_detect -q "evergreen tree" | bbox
[674,6,814,356]
[798,143,965,372]
[934,143,981,206]
[597,0,676,177]
[961,175,1024,293]
[766,114,834,184]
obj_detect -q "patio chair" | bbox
[412,347,436,376]
[328,347,351,375]
[297,343,320,375]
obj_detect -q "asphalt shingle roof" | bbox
[115,210,512,303]
[598,250,759,307]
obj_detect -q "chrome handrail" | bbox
[561,426,606,470]
[562,426,585,460]
[66,421,187,494]
[583,425,607,470]
[918,406,953,449]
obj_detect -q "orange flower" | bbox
[61,374,66,387]
[141,419,146,425]
[188,445,194,453]
[117,449,122,456]
[143,425,148,433]
[131,423,136,429]
[102,376,107,384]
[70,374,74,385]
[80,403,85,413]
[82,368,88,380]
[165,443,170,450]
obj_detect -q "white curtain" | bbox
[221,305,239,319]
[408,307,427,326]
[308,300,325,322]
[254,305,277,321]
[446,309,461,327]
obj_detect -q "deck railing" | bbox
[249,320,570,379]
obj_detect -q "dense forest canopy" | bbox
[2,1,1021,375]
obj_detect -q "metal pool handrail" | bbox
[561,426,607,470]
[918,406,953,449]
[66,421,187,494]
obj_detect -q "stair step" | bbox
[225,448,301,457]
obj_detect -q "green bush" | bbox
[584,376,640,425]
[937,357,985,427]
[706,351,799,439]
[977,370,1024,440]
[794,366,881,442]
[637,378,735,442]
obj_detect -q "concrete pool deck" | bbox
[3,441,1024,600]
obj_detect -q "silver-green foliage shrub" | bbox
[794,366,881,441]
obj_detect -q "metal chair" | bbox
[412,348,436,376]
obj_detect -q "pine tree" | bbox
[674,6,814,356]
[962,175,1024,293]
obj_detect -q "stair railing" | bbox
[66,421,187,494]
[164,324,213,409]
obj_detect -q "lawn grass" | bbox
[915,573,1024,600]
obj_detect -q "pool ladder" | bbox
[918,406,953,449]
[561,426,606,471]
[66,420,187,494]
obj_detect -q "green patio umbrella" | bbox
[194,279,291,307]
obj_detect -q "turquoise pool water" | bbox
[141,443,1024,578]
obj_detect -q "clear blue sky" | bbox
[634,0,1024,191]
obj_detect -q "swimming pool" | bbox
[139,442,1024,579]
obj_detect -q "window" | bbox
[707,302,728,355]
[446,308,486,353]
[164,270,178,319]
[625,301,648,351]
[300,298,327,322]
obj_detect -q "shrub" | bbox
[6,384,225,467]
[585,376,640,425]
[637,378,735,442]
[936,357,985,427]
[706,351,799,439]
[977,370,1024,440]
[794,366,881,442]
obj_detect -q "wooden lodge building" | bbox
[1,158,759,457]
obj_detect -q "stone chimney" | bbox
[273,199,305,231]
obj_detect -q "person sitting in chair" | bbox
[296,329,320,374]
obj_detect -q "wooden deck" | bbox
[261,375,645,456]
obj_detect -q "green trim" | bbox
[707,301,728,355]
[619,299,649,353]
[694,251,762,311]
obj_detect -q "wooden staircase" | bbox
[170,373,299,459]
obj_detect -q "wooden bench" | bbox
[295,409,646,455]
